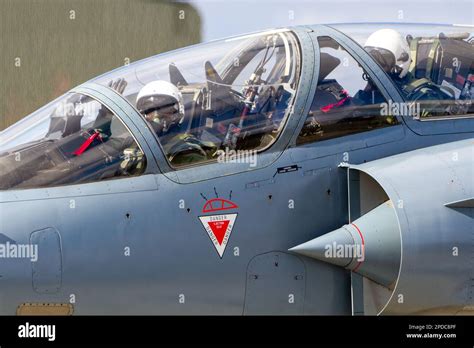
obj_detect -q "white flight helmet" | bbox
[364,29,411,78]
[136,80,185,124]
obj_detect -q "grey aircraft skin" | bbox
[0,23,473,316]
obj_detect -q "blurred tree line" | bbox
[0,0,201,130]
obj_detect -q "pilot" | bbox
[136,80,217,166]
[352,29,412,105]
[359,29,448,114]
[365,29,412,84]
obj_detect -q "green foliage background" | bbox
[0,0,201,130]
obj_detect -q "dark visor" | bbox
[137,94,179,115]
[365,46,396,71]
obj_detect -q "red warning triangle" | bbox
[208,220,230,245]
[199,213,237,258]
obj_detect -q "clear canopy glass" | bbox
[93,29,301,167]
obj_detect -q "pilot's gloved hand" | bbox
[108,78,128,95]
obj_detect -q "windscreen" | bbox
[0,93,146,190]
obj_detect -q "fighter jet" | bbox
[0,23,473,315]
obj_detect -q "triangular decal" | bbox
[199,213,237,258]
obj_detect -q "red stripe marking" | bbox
[320,96,349,113]
[74,132,100,156]
[351,223,365,272]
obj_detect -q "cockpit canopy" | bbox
[93,29,300,166]
[0,29,301,190]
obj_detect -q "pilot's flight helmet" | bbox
[364,29,411,78]
[136,80,185,127]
